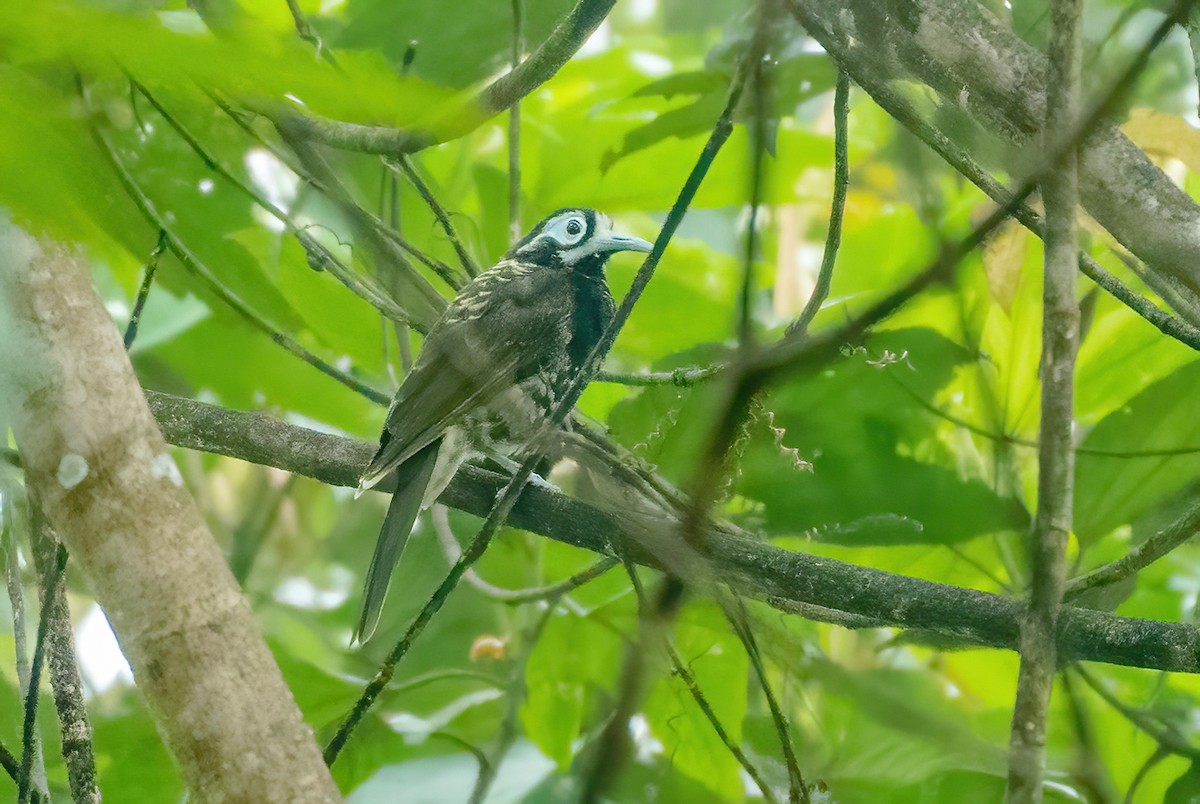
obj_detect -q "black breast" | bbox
[567,257,616,371]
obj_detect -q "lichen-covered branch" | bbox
[1007,0,1083,797]
[787,0,1200,317]
[28,504,100,804]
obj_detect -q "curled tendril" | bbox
[631,390,683,458]
[866,349,914,369]
[764,408,814,473]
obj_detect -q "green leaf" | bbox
[521,608,622,768]
[1165,761,1200,804]
[643,601,749,800]
[744,329,1022,544]
[1075,360,1200,543]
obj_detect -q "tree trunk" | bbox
[0,218,341,803]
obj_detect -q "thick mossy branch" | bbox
[789,0,1200,315]
[147,391,1200,675]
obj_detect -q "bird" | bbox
[353,208,653,642]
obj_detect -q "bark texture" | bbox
[0,221,340,803]
[1007,0,1082,798]
[789,0,1200,310]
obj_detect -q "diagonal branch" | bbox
[1064,500,1200,600]
[787,0,1200,321]
[785,3,1200,351]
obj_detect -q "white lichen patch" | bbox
[0,212,55,424]
[57,453,89,489]
[150,452,183,487]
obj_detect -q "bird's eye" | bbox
[565,218,583,237]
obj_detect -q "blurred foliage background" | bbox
[2,0,1200,801]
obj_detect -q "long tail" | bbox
[353,439,441,643]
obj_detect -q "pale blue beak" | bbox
[595,232,653,254]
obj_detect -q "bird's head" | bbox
[507,208,652,273]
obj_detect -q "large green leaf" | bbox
[1075,360,1200,543]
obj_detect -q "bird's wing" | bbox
[360,263,566,488]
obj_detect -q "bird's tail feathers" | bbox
[353,439,441,644]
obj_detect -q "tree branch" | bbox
[1007,0,1083,797]
[787,0,1200,319]
[787,69,850,338]
[145,390,1200,675]
[278,0,615,155]
[1064,501,1200,600]
[28,504,100,804]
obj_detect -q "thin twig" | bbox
[596,364,725,387]
[86,95,391,406]
[29,503,99,803]
[508,0,524,247]
[623,559,781,804]
[727,601,808,804]
[17,545,67,804]
[1064,500,1200,600]
[1123,747,1169,804]
[0,737,47,804]
[738,38,768,345]
[1060,671,1117,803]
[0,486,44,799]
[123,230,166,350]
[787,69,849,338]
[1007,0,1082,798]
[764,596,887,629]
[665,637,781,804]
[431,504,618,603]
[388,157,479,276]
[284,0,338,66]
[1073,665,1200,759]
[276,125,456,327]
[378,166,415,378]
[130,80,440,312]
[229,474,299,586]
[431,731,490,777]
[388,669,502,697]
[246,115,468,295]
[888,370,1200,459]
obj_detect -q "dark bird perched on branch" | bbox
[354,208,652,642]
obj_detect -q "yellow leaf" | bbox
[982,220,1028,314]
[1121,107,1200,175]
